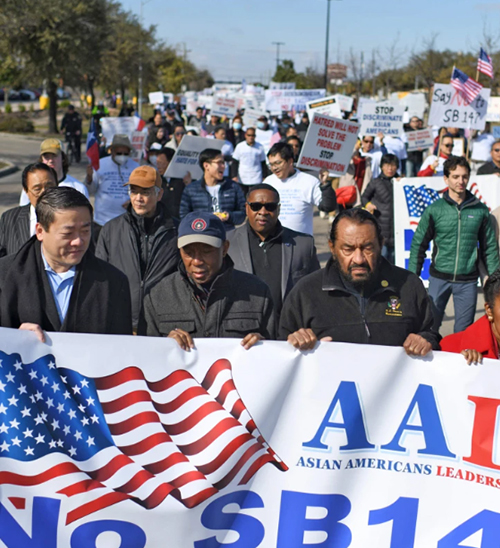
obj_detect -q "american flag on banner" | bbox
[450,67,483,103]
[0,352,287,525]
[403,185,440,220]
[478,48,494,79]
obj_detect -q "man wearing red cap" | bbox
[96,166,178,331]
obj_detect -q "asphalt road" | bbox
[0,132,483,338]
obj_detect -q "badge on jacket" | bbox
[385,296,402,317]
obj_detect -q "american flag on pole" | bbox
[478,48,494,79]
[450,68,483,104]
[0,351,287,525]
[403,185,440,219]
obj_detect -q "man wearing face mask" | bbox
[84,134,139,231]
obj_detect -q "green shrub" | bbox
[4,103,12,114]
[29,103,34,112]
[18,104,26,112]
[0,115,35,133]
[59,99,70,108]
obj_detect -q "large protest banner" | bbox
[428,84,490,130]
[264,89,326,114]
[164,135,223,180]
[297,112,359,175]
[2,330,500,547]
[359,103,405,137]
[394,174,500,278]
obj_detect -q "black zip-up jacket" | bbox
[139,256,276,340]
[361,174,396,247]
[279,257,440,349]
[95,202,179,329]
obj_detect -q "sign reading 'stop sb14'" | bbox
[428,83,490,130]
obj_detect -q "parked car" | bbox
[18,89,37,101]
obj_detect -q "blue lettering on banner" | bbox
[0,497,146,548]
[302,381,375,452]
[381,385,456,458]
[195,491,265,548]
[277,491,352,547]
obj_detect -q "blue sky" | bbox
[121,0,500,84]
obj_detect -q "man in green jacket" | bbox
[409,156,500,333]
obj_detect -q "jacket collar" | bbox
[245,220,284,244]
[321,256,398,295]
[442,189,478,208]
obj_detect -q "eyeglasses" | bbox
[246,133,256,137]
[129,186,159,197]
[493,149,500,152]
[210,160,225,166]
[442,144,453,148]
[363,140,374,144]
[269,159,287,169]
[247,201,280,212]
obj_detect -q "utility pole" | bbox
[181,42,192,92]
[272,41,285,71]
[324,0,342,91]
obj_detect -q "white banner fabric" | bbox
[2,331,500,546]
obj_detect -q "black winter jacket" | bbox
[361,174,395,247]
[0,205,30,258]
[279,257,440,349]
[0,237,132,335]
[140,257,276,340]
[95,202,179,329]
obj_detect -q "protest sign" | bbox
[405,128,434,151]
[100,117,137,146]
[359,103,405,137]
[487,96,500,122]
[148,91,164,105]
[210,94,238,118]
[428,83,490,130]
[297,112,360,175]
[164,135,223,180]
[243,108,266,128]
[130,130,148,161]
[269,81,296,90]
[306,95,342,119]
[334,93,354,112]
[394,174,500,279]
[2,330,500,547]
[264,89,326,114]
[494,126,500,139]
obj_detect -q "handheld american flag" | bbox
[450,68,483,104]
[85,118,100,171]
[0,351,287,525]
[478,48,494,79]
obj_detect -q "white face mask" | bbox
[149,156,158,167]
[114,154,128,166]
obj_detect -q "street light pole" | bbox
[324,0,331,90]
[138,0,152,118]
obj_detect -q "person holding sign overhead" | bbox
[417,133,454,177]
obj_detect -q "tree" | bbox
[0,0,110,132]
[272,60,298,83]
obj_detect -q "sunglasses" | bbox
[247,201,279,212]
[442,144,453,148]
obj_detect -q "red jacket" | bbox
[440,315,498,359]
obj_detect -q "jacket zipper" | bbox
[453,207,461,281]
[359,291,371,340]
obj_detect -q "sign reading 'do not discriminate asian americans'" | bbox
[359,103,405,137]
[428,83,490,130]
[298,112,360,175]
[2,330,500,547]
[164,135,223,180]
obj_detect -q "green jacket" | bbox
[408,190,499,282]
